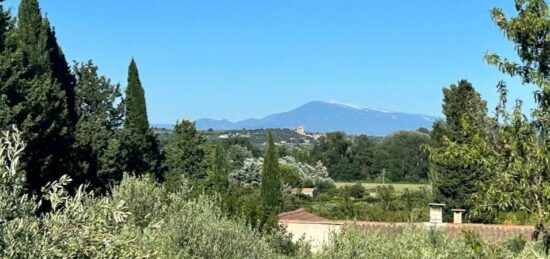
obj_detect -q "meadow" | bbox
[334,182,431,194]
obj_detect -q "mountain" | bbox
[190,101,438,136]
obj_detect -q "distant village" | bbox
[204,127,325,146]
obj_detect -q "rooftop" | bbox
[278,208,327,222]
[278,208,534,243]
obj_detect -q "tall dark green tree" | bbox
[165,119,208,181]
[121,59,163,179]
[429,80,491,221]
[73,61,124,192]
[47,25,77,126]
[125,59,149,136]
[351,135,375,179]
[0,0,9,52]
[0,0,78,192]
[210,142,229,193]
[122,58,162,178]
[439,80,488,142]
[260,132,282,220]
[0,0,12,120]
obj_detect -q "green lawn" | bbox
[334,182,431,193]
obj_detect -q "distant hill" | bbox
[196,101,438,136]
[155,101,439,136]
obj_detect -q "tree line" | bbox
[308,130,432,182]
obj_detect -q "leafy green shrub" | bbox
[340,183,367,199]
[496,211,538,225]
[0,127,291,258]
[317,225,516,259]
[505,235,527,255]
[376,185,396,211]
[280,164,302,187]
[1,176,152,258]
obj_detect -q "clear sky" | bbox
[4,0,538,124]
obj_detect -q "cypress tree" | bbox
[0,0,10,52]
[0,0,78,192]
[260,132,282,219]
[211,142,229,193]
[122,58,162,177]
[46,25,77,126]
[125,58,149,136]
[0,0,11,118]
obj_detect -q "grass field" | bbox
[335,182,431,193]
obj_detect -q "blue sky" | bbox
[4,0,537,123]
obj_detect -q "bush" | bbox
[340,183,367,199]
[280,164,302,187]
[0,126,288,258]
[317,225,520,259]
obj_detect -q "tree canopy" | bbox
[429,80,491,221]
[260,132,282,223]
[165,120,208,181]
[0,0,78,192]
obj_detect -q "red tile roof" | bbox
[278,208,327,222]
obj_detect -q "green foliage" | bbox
[428,2,550,246]
[124,59,149,136]
[438,80,488,143]
[340,183,367,199]
[505,234,527,255]
[468,88,550,223]
[121,59,162,178]
[496,211,538,225]
[0,1,10,52]
[260,132,283,220]
[429,80,492,222]
[73,61,124,192]
[376,185,396,211]
[219,136,262,158]
[227,143,254,169]
[0,0,78,193]
[209,142,230,193]
[374,131,431,182]
[312,131,430,182]
[312,132,356,180]
[477,3,550,243]
[0,131,291,257]
[280,164,302,187]
[165,119,208,181]
[308,184,432,222]
[316,225,539,259]
[351,135,375,178]
[487,0,550,115]
[0,127,37,225]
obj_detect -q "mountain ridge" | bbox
[154,101,439,136]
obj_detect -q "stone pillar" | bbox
[452,209,466,224]
[428,203,445,224]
